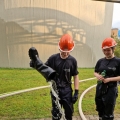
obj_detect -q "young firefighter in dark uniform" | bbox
[45,34,79,120]
[28,34,79,120]
[94,38,120,120]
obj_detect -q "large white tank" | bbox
[0,0,113,68]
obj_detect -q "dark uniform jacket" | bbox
[45,53,79,87]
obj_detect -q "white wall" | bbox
[0,0,113,68]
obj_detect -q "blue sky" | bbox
[112,3,120,28]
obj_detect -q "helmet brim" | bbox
[102,44,117,49]
[58,41,75,52]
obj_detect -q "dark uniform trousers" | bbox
[51,86,73,120]
[95,83,118,120]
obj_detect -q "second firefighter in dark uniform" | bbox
[94,37,120,120]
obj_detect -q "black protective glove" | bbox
[72,90,79,104]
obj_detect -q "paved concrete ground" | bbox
[37,114,120,120]
[85,114,120,120]
[17,114,120,120]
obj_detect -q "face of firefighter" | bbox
[102,47,115,59]
[60,49,70,59]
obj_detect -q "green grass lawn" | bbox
[0,68,120,120]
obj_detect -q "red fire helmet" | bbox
[102,37,117,49]
[58,34,75,52]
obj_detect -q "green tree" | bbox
[114,37,120,58]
